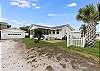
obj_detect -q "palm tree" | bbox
[97,3,100,21]
[76,4,99,47]
[79,24,87,37]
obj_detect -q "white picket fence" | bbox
[67,31,86,47]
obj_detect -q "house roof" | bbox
[0,22,10,25]
[29,24,74,31]
[29,24,51,30]
[2,28,25,32]
[33,24,51,28]
[51,24,74,30]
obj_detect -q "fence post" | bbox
[82,37,85,47]
[67,32,69,47]
[67,32,71,47]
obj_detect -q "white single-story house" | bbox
[29,24,74,40]
[0,29,25,39]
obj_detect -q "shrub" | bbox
[62,35,67,40]
[34,39,39,43]
[33,29,44,43]
[25,35,30,38]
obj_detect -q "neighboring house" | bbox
[29,24,74,40]
[0,22,25,39]
[0,28,25,39]
[0,22,11,39]
[19,26,30,37]
[0,22,11,30]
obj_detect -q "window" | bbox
[46,30,49,35]
[50,30,51,34]
[57,30,59,34]
[43,30,49,35]
[8,33,21,35]
[53,30,55,34]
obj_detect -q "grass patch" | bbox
[22,38,100,62]
[22,38,54,48]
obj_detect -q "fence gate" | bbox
[67,31,85,47]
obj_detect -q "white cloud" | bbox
[36,23,51,27]
[0,18,31,28]
[9,20,26,28]
[10,1,19,6]
[35,6,40,9]
[0,18,8,22]
[10,0,31,8]
[32,3,36,6]
[10,20,18,23]
[32,0,38,2]
[67,3,77,7]
[10,0,41,9]
[0,5,1,18]
[48,14,56,16]
[21,20,27,23]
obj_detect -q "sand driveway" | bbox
[0,40,99,71]
[0,40,32,71]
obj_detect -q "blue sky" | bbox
[0,0,100,32]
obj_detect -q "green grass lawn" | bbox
[22,38,100,62]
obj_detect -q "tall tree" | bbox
[20,26,29,33]
[76,4,99,47]
[0,22,11,29]
[97,3,100,21]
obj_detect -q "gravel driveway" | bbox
[0,40,99,71]
[0,40,32,71]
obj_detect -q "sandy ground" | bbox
[0,40,32,71]
[0,40,99,71]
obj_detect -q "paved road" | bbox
[0,40,32,71]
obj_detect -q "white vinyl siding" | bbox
[1,29,25,39]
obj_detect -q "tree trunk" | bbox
[86,23,96,47]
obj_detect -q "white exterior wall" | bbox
[29,25,73,39]
[1,30,25,39]
[48,26,72,39]
[49,30,63,39]
[44,35,49,40]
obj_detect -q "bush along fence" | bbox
[67,31,86,47]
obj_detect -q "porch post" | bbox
[30,30,33,38]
